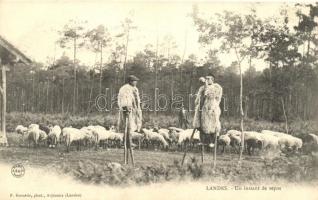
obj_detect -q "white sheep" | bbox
[227,130,242,137]
[258,134,280,150]
[226,130,241,152]
[177,129,200,145]
[261,130,302,151]
[16,125,29,144]
[218,133,231,153]
[168,129,180,144]
[80,127,96,147]
[244,131,264,155]
[47,125,62,148]
[244,131,262,140]
[142,128,169,149]
[294,137,303,150]
[86,125,112,149]
[131,131,144,140]
[15,125,28,135]
[108,131,123,148]
[62,127,87,152]
[29,123,39,129]
[279,135,302,151]
[27,126,47,148]
[168,127,184,133]
[308,133,318,144]
[131,131,144,149]
[154,128,171,144]
[262,130,286,137]
[108,132,123,142]
[167,127,184,145]
[308,134,318,145]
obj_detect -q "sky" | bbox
[0,0,308,72]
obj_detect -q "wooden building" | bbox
[0,35,32,145]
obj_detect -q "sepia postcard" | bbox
[0,0,317,199]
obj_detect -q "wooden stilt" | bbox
[124,113,135,166]
[124,114,128,165]
[212,134,218,170]
[129,147,135,166]
[181,128,197,166]
[201,144,204,163]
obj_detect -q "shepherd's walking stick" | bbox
[181,128,197,166]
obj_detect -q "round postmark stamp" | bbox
[11,163,25,178]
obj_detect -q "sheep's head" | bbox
[143,133,149,140]
[110,125,116,132]
[153,126,159,132]
[257,140,264,150]
[199,77,206,84]
[39,131,47,140]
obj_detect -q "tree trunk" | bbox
[62,78,65,114]
[76,80,79,113]
[154,35,159,115]
[87,87,92,113]
[31,74,35,112]
[269,62,273,121]
[46,80,49,113]
[238,61,245,162]
[73,37,77,113]
[244,96,249,119]
[170,70,174,113]
[281,97,289,134]
[21,89,25,112]
[37,84,41,112]
[99,42,103,94]
[123,30,130,83]
[51,83,54,113]
[188,70,193,111]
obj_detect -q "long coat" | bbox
[193,83,223,135]
[117,84,142,132]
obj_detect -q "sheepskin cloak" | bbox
[193,83,223,135]
[117,84,142,132]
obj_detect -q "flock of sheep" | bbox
[15,123,318,155]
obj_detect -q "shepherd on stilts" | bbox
[117,75,142,166]
[192,73,222,169]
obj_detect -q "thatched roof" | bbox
[0,35,32,65]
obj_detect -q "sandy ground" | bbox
[1,162,318,200]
